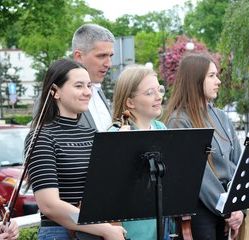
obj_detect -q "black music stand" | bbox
[216,135,249,214]
[76,128,214,240]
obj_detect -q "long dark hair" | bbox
[32,59,86,127]
[163,52,215,127]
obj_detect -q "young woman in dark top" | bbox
[25,59,126,240]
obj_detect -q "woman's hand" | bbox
[6,220,19,240]
[0,220,19,240]
[102,225,126,240]
[225,211,244,240]
[225,210,244,230]
[224,210,244,239]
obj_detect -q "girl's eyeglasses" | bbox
[134,85,165,97]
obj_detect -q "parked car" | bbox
[0,124,38,217]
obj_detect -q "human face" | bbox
[204,62,221,101]
[77,41,114,83]
[54,68,92,118]
[127,74,164,123]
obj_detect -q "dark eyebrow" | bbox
[97,52,114,57]
[74,80,90,85]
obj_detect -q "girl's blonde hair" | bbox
[112,64,157,121]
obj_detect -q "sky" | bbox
[85,0,197,21]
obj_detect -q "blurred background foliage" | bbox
[1,0,249,113]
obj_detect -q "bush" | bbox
[19,227,38,240]
[5,115,32,125]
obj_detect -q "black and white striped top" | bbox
[25,116,95,222]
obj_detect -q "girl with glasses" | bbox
[110,65,165,131]
[109,64,172,240]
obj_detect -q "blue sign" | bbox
[8,82,16,95]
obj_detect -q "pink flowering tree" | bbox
[159,35,208,86]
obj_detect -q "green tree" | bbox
[135,31,165,68]
[184,0,229,50]
[92,7,182,39]
[18,1,74,68]
[109,9,181,71]
[112,9,181,36]
[219,0,249,113]
[94,9,182,84]
[1,0,187,96]
[0,0,28,47]
[15,0,101,82]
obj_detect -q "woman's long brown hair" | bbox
[162,52,217,171]
[163,52,214,127]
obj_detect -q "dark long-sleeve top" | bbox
[166,103,241,215]
[25,116,96,222]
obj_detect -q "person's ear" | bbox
[74,50,82,62]
[126,97,135,109]
[50,84,60,99]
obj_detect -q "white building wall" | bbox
[0,49,37,104]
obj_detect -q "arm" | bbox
[199,164,226,214]
[35,188,125,240]
[213,108,241,165]
[26,130,125,240]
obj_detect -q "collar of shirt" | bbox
[88,84,112,131]
[92,83,101,90]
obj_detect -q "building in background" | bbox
[0,48,37,105]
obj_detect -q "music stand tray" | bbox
[216,136,249,214]
[74,128,213,226]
